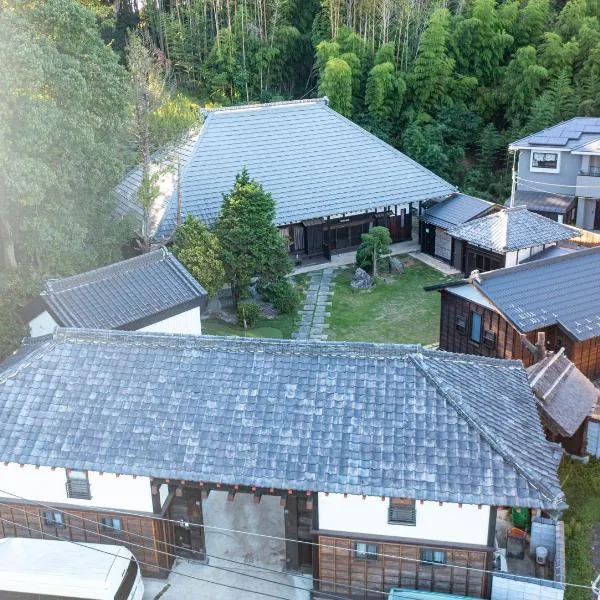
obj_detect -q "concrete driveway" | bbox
[143,557,312,600]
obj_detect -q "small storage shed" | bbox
[420,193,495,263]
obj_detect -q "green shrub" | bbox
[259,278,300,314]
[236,301,260,328]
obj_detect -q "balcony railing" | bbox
[579,165,600,177]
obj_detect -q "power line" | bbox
[0,502,369,600]
[0,486,593,590]
[0,514,294,600]
[516,176,600,190]
[516,181,586,200]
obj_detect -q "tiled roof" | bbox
[510,118,600,150]
[447,206,576,253]
[0,329,565,509]
[421,193,495,228]
[153,98,455,239]
[472,246,600,341]
[507,190,576,215]
[114,130,201,235]
[40,249,206,329]
[527,351,598,437]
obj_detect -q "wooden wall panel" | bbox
[316,535,488,600]
[0,502,173,577]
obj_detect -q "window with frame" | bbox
[100,517,123,533]
[531,151,559,172]
[388,498,416,525]
[65,469,91,500]
[470,311,482,344]
[483,330,496,349]
[354,542,379,561]
[455,315,467,335]
[420,549,447,565]
[43,511,65,527]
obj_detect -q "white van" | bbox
[0,538,144,600]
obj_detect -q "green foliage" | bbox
[355,226,392,276]
[215,169,292,306]
[259,278,300,314]
[365,63,405,121]
[375,42,396,65]
[149,93,202,149]
[236,301,261,328]
[514,0,550,46]
[411,8,455,112]
[556,0,588,40]
[172,215,226,298]
[319,57,353,116]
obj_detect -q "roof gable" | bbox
[447,206,576,253]
[153,99,455,238]
[422,193,495,228]
[41,249,206,329]
[0,329,564,509]
[469,246,600,341]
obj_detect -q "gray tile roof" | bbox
[510,118,600,150]
[447,206,576,253]
[41,249,206,329]
[0,329,565,509]
[471,246,600,341]
[527,351,598,437]
[421,193,495,229]
[153,99,455,239]
[507,190,576,215]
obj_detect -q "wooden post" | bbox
[284,495,300,571]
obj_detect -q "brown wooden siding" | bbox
[0,502,173,577]
[315,534,489,599]
[439,290,600,379]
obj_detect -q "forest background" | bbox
[1,0,600,357]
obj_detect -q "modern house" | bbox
[444,206,577,274]
[23,248,206,337]
[527,350,599,457]
[433,246,600,379]
[419,193,497,263]
[0,329,566,599]
[115,98,456,259]
[509,118,600,228]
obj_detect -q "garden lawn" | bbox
[201,313,298,339]
[327,257,453,345]
[558,458,600,600]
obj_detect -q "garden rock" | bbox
[351,267,372,289]
[390,257,404,275]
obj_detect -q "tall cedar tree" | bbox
[215,169,291,305]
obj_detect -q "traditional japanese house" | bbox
[0,329,566,599]
[527,349,599,457]
[22,248,206,337]
[419,193,497,263]
[433,245,600,379]
[446,206,577,274]
[115,98,456,260]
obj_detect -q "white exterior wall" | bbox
[139,306,202,335]
[318,493,490,546]
[491,575,564,600]
[28,311,58,338]
[0,464,154,513]
[505,245,550,268]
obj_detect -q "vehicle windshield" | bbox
[114,559,139,600]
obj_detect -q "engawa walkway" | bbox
[293,268,333,341]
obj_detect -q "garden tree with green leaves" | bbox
[0,0,131,274]
[215,169,292,306]
[355,226,392,278]
[318,57,353,116]
[172,216,226,297]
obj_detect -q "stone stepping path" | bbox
[293,268,334,341]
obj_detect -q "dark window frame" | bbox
[420,548,447,565]
[456,315,467,335]
[43,510,66,527]
[531,151,559,171]
[354,542,379,561]
[65,470,91,500]
[100,516,123,534]
[388,498,416,526]
[469,311,482,344]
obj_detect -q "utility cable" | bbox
[516,176,600,190]
[0,486,592,590]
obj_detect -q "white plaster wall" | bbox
[139,306,202,335]
[318,493,490,546]
[0,464,154,513]
[28,311,58,338]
